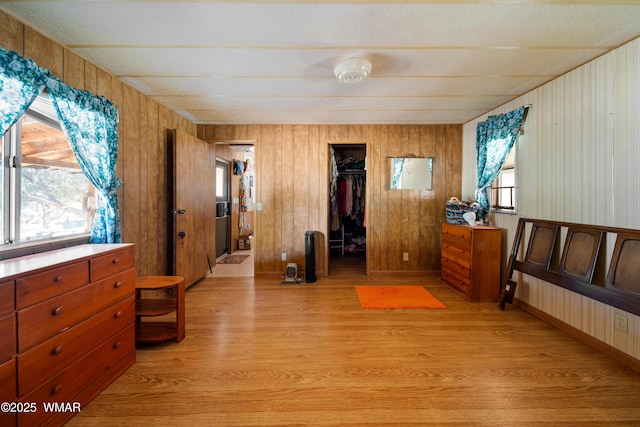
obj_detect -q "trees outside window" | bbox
[1,95,94,244]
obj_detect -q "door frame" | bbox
[215,158,231,259]
[326,141,369,276]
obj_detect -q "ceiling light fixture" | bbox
[334,57,372,84]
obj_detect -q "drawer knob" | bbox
[112,258,120,264]
[52,345,64,355]
[54,275,63,282]
[52,384,62,395]
[113,341,121,349]
[114,281,122,289]
[53,306,63,316]
[114,310,122,319]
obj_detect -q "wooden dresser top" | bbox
[0,244,134,280]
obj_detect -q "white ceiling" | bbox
[2,1,640,125]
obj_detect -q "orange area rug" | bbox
[354,285,446,309]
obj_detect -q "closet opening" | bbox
[329,144,366,276]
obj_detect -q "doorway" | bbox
[328,144,367,275]
[215,159,230,259]
[210,144,255,278]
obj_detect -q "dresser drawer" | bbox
[0,409,16,427]
[90,247,135,282]
[16,261,89,309]
[441,242,471,269]
[0,357,16,400]
[442,262,472,286]
[0,314,16,363]
[0,358,16,427]
[17,268,135,352]
[18,325,135,427]
[441,256,471,279]
[442,223,471,246]
[442,233,471,251]
[0,281,14,316]
[442,268,472,296]
[17,296,135,397]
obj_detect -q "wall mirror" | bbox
[389,157,433,190]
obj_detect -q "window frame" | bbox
[1,94,92,251]
[490,145,518,214]
[2,123,19,244]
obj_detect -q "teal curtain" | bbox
[0,47,51,134]
[475,106,528,213]
[47,79,123,243]
[0,46,122,243]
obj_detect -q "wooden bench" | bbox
[500,218,640,316]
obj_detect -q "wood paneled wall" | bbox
[2,10,462,278]
[0,11,197,277]
[199,124,462,275]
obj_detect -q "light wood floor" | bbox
[210,249,254,277]
[69,257,640,426]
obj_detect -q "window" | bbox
[1,94,94,245]
[216,163,227,200]
[490,146,516,213]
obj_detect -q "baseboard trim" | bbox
[257,270,441,278]
[369,270,441,277]
[515,299,640,374]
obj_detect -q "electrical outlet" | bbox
[614,312,628,333]
[403,252,409,261]
[281,251,286,261]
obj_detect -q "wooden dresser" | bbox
[441,223,501,302]
[0,244,136,426]
[0,277,16,427]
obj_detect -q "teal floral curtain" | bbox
[0,47,51,134]
[47,79,123,243]
[475,106,528,213]
[0,46,122,243]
